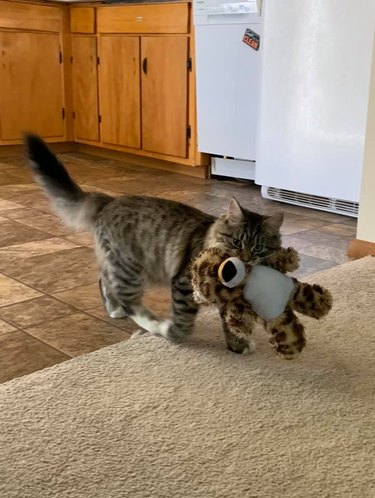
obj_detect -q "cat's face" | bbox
[213,198,283,263]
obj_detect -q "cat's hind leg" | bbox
[106,254,172,337]
[98,270,128,319]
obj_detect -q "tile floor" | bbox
[0,153,357,383]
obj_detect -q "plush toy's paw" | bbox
[291,283,333,319]
[269,335,305,360]
[283,247,301,272]
[266,247,300,273]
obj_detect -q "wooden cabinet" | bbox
[98,35,141,148]
[141,36,188,158]
[0,31,64,140]
[97,34,188,157]
[71,36,99,142]
[0,1,207,171]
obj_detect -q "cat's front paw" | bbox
[226,336,256,355]
[152,320,192,344]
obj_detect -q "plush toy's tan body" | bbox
[191,247,333,359]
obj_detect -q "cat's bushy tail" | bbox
[24,134,113,231]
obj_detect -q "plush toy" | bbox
[191,247,333,359]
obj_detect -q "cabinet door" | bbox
[141,36,188,158]
[0,32,64,140]
[98,35,141,148]
[72,36,99,142]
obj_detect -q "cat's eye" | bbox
[232,238,242,248]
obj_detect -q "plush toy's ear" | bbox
[218,257,246,288]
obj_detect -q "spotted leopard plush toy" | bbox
[191,247,333,359]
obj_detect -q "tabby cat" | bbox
[25,134,285,352]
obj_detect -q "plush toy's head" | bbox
[191,248,245,305]
[218,257,246,288]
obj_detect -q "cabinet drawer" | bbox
[0,0,61,32]
[70,7,96,33]
[97,4,188,34]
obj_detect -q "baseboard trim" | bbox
[348,239,375,259]
[74,144,209,179]
[0,142,76,157]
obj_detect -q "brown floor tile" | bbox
[2,246,97,293]
[0,296,77,328]
[281,235,315,251]
[53,283,103,310]
[299,244,350,264]
[0,184,36,194]
[0,218,50,248]
[65,232,94,247]
[290,228,350,251]
[0,238,79,269]
[0,199,25,211]
[0,188,52,212]
[144,288,171,315]
[0,172,32,186]
[318,223,357,238]
[14,213,76,236]
[86,307,140,334]
[290,254,338,279]
[0,273,42,307]
[281,214,326,235]
[0,206,42,220]
[0,330,69,383]
[0,161,22,170]
[25,312,131,357]
[0,318,17,335]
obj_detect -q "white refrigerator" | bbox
[256,0,375,217]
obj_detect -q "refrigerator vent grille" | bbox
[262,187,358,218]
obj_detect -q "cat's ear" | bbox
[226,197,245,223]
[263,212,284,231]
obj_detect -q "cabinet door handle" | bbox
[142,57,148,75]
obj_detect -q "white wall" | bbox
[357,30,375,244]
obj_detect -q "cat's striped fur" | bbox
[25,134,284,345]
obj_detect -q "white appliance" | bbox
[256,0,375,217]
[193,0,263,179]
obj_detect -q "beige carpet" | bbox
[0,257,375,498]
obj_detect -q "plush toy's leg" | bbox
[291,282,333,319]
[265,307,306,359]
[220,303,256,355]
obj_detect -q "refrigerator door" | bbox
[256,0,375,202]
